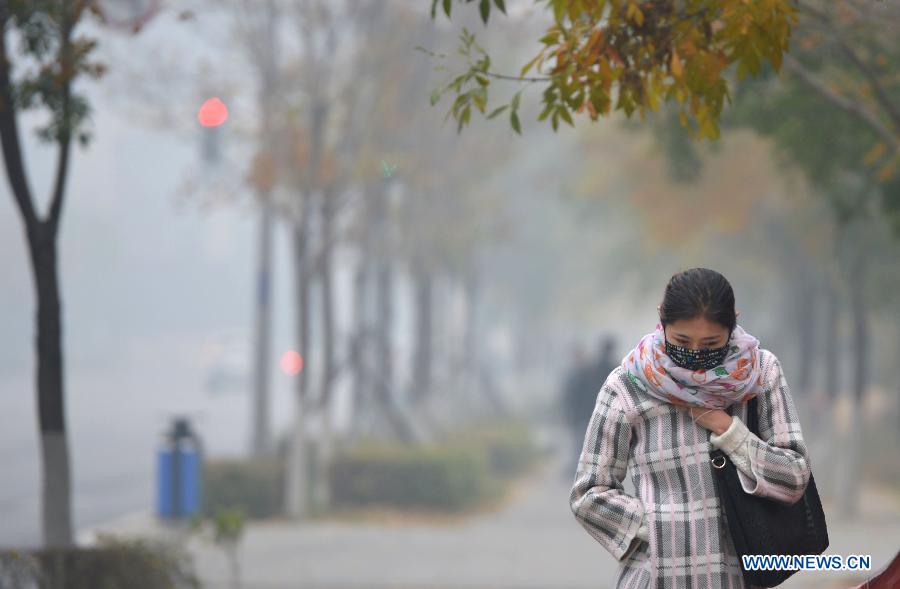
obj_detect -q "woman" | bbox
[569,267,812,589]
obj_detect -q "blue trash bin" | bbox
[157,417,203,520]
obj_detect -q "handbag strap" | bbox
[747,394,759,436]
[726,394,760,436]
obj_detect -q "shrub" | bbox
[202,457,283,519]
[0,535,199,589]
[444,418,540,477]
[330,441,498,512]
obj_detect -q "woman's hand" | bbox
[688,407,733,436]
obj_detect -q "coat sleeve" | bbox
[569,385,646,561]
[732,356,812,505]
[709,415,755,481]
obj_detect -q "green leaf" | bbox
[510,110,521,134]
[487,104,509,119]
[552,2,565,23]
[443,105,456,125]
[520,52,543,77]
[493,0,507,14]
[430,87,442,106]
[537,101,554,121]
[451,92,469,116]
[539,31,559,45]
[431,0,439,19]
[511,91,521,110]
[590,91,609,115]
[472,87,487,112]
[443,0,452,19]
[558,105,574,126]
[480,0,490,23]
[449,73,465,92]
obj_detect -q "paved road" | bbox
[82,427,900,589]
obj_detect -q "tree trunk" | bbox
[374,182,394,419]
[367,181,421,443]
[349,250,370,436]
[462,260,480,414]
[411,258,433,405]
[816,262,841,501]
[31,227,74,548]
[794,263,817,398]
[347,181,378,440]
[837,232,869,518]
[371,181,401,439]
[837,248,868,518]
[311,187,337,512]
[285,209,312,519]
[250,200,274,457]
[248,0,280,458]
[286,76,327,516]
[1,19,75,547]
[318,189,337,412]
[823,277,841,404]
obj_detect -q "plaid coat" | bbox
[569,348,811,589]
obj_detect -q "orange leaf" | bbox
[863,142,886,165]
[606,46,625,66]
[671,50,683,77]
[586,29,604,63]
[877,158,898,182]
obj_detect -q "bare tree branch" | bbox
[48,3,76,234]
[47,133,71,233]
[0,8,39,227]
[782,54,900,154]
[833,41,900,136]
[796,0,900,134]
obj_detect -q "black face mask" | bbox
[664,328,732,371]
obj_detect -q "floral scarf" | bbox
[620,322,763,409]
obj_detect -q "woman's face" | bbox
[662,316,731,351]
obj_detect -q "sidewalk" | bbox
[80,441,900,589]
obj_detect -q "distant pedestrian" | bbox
[588,334,619,410]
[561,343,593,476]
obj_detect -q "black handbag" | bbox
[709,396,829,587]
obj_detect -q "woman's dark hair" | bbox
[659,268,736,333]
